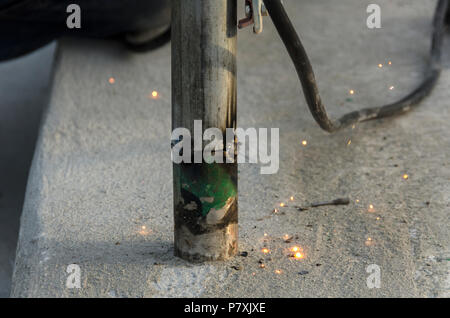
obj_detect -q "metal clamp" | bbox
[238,0,268,34]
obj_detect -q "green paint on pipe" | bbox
[181,164,236,216]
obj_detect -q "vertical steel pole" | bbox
[172,0,238,262]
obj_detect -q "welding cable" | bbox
[263,0,449,132]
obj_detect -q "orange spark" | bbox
[138,225,151,236]
[151,90,159,99]
[365,237,374,246]
[294,252,304,259]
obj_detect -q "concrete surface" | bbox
[0,44,56,298]
[11,0,450,297]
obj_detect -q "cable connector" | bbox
[238,0,268,34]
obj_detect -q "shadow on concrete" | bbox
[0,43,56,297]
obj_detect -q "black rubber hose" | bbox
[263,0,449,132]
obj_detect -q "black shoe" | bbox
[0,0,171,61]
[124,24,171,52]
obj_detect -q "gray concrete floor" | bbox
[0,44,55,297]
[8,0,450,297]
